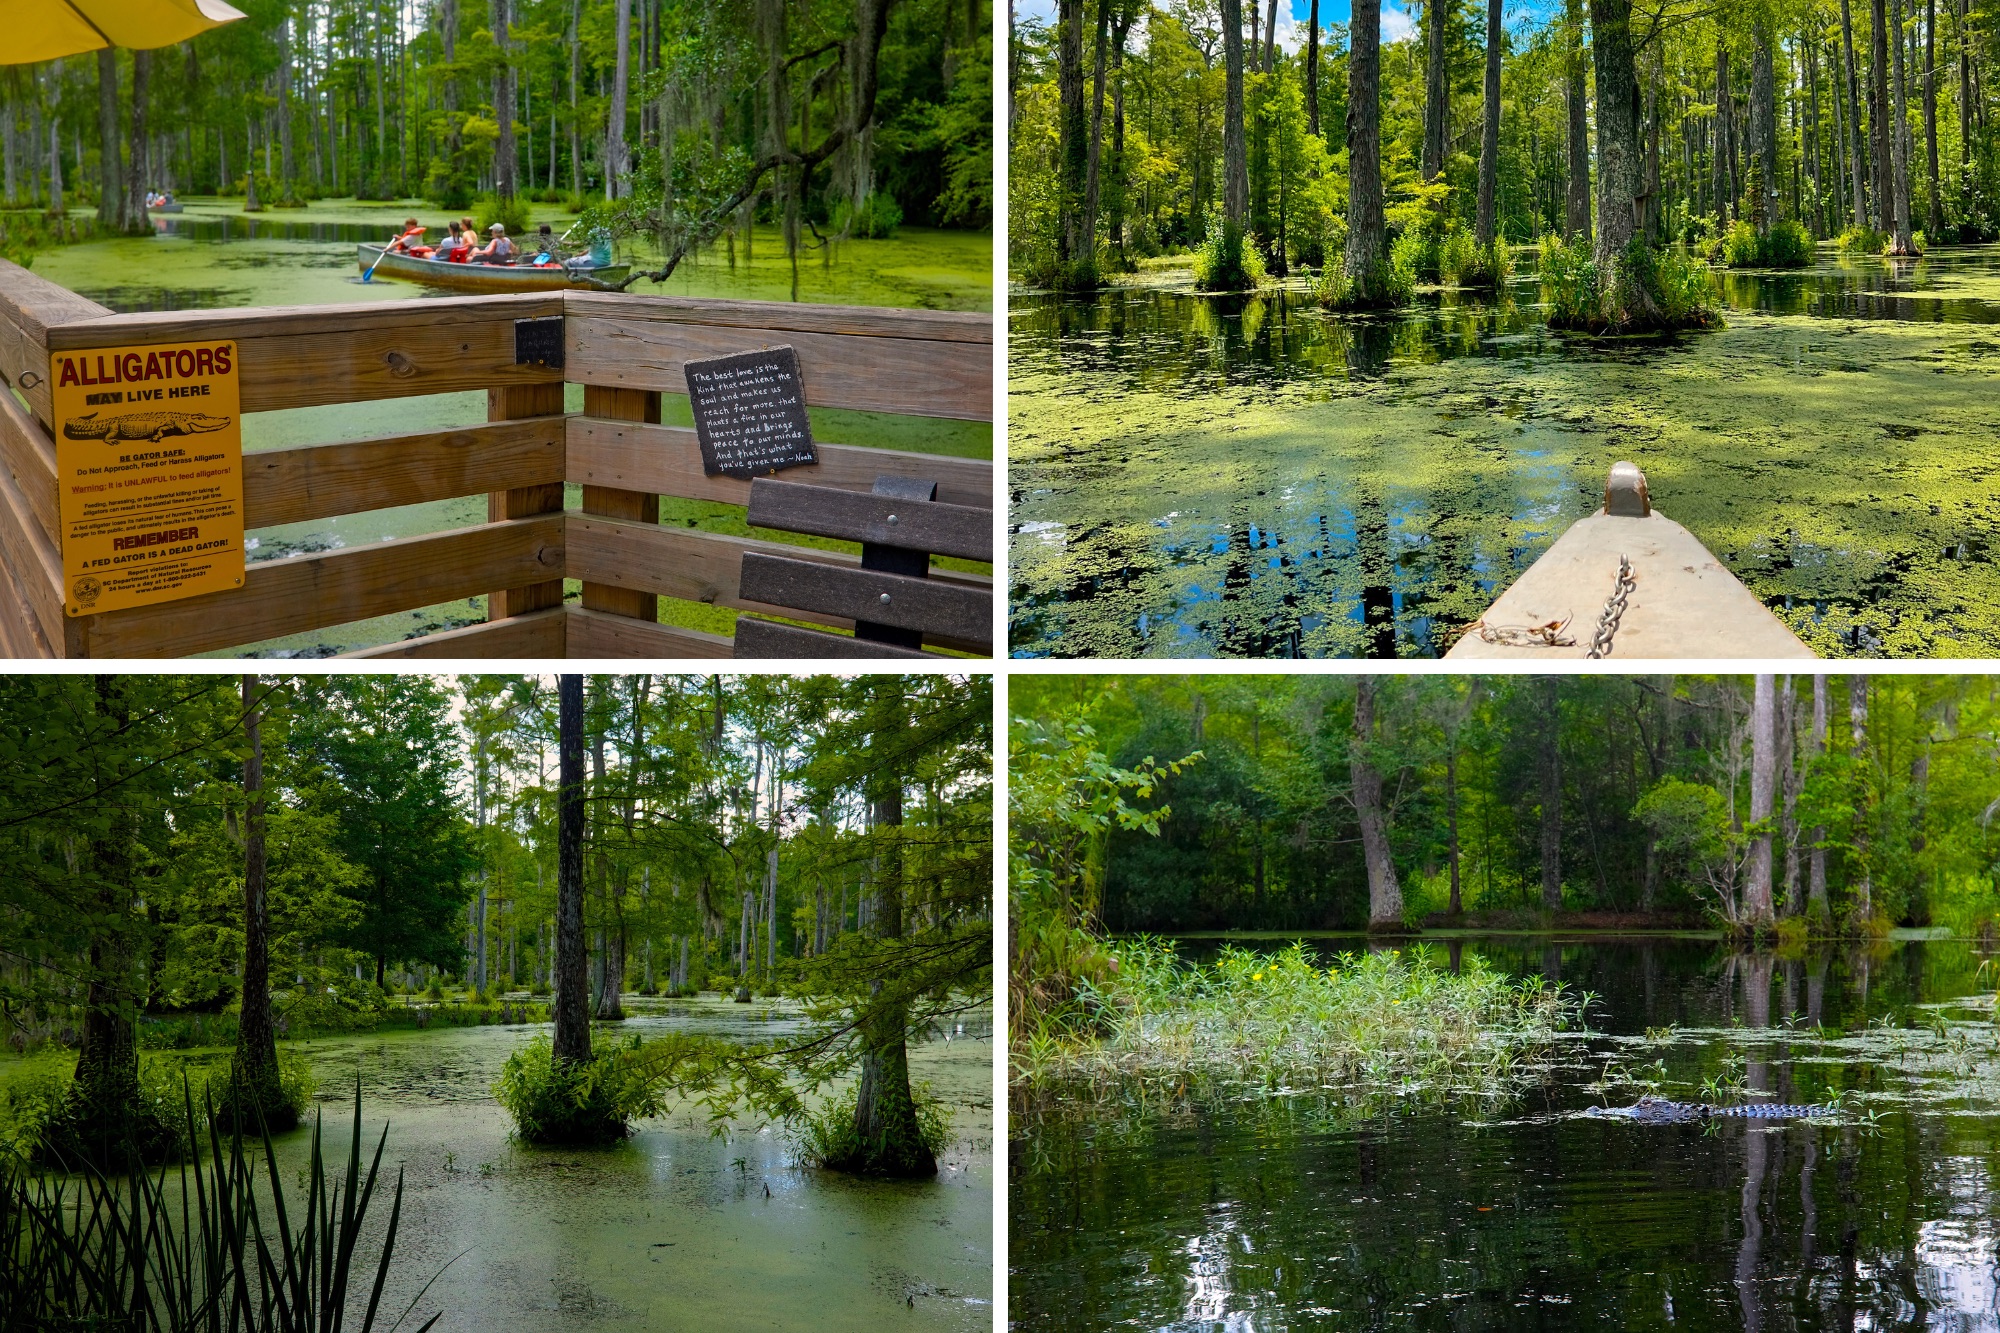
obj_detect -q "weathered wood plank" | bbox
[42,294,565,414]
[487,384,568,622]
[566,606,733,658]
[578,385,659,623]
[0,433,63,656]
[746,477,992,561]
[244,416,564,529]
[0,434,72,654]
[567,416,991,509]
[732,617,940,659]
[0,259,113,427]
[562,291,991,343]
[566,312,991,421]
[76,514,565,657]
[564,514,988,616]
[737,552,990,644]
[343,606,566,658]
[0,373,59,545]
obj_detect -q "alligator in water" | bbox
[63,411,230,444]
[1584,1095,1835,1124]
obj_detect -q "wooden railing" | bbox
[0,260,992,659]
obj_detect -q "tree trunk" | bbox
[1870,0,1895,234]
[1923,0,1941,233]
[1344,0,1386,286]
[278,17,295,191]
[1779,676,1801,914]
[838,686,936,1178]
[1588,0,1659,324]
[1714,43,1734,224]
[1107,9,1131,263]
[1889,0,1914,250]
[494,0,517,199]
[1223,0,1249,224]
[1841,0,1869,224]
[95,50,122,231]
[554,676,592,1065]
[1423,0,1449,182]
[1751,23,1779,230]
[608,0,632,198]
[1477,0,1502,243]
[1848,675,1872,922]
[1446,746,1463,914]
[50,678,163,1167]
[1809,674,1830,914]
[1744,674,1777,927]
[125,50,149,232]
[1539,677,1563,912]
[1084,0,1110,255]
[1056,0,1089,276]
[1565,0,1592,240]
[1352,679,1404,930]
[228,675,292,1130]
[1306,0,1321,138]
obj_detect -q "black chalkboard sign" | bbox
[684,346,818,479]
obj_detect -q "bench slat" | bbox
[732,616,942,659]
[737,551,990,645]
[745,477,992,561]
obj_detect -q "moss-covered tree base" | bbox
[210,1058,303,1137]
[33,1088,179,1172]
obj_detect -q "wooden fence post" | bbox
[578,385,660,623]
[486,383,567,622]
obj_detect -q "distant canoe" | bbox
[149,202,183,213]
[357,243,629,292]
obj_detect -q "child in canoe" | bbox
[385,218,434,258]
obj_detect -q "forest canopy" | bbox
[0,676,992,1160]
[0,0,991,269]
[1012,674,2000,936]
[1011,0,1992,307]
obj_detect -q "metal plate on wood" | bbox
[732,615,941,659]
[738,551,990,645]
[514,317,565,369]
[745,478,992,562]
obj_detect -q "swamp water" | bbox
[1011,934,2000,1331]
[22,201,992,654]
[1009,249,2000,659]
[6,996,992,1332]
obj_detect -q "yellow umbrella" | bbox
[11,0,248,65]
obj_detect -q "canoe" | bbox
[1444,462,1814,661]
[149,202,183,213]
[356,243,630,292]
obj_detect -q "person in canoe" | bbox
[385,217,434,258]
[435,221,472,262]
[529,223,564,266]
[470,223,517,265]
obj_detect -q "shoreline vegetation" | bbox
[1011,938,1585,1114]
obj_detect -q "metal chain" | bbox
[1586,555,1637,659]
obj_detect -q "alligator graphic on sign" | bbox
[62,411,232,444]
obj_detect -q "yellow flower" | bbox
[1252,972,1263,981]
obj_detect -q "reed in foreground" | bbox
[0,1081,443,1332]
[1013,941,1585,1113]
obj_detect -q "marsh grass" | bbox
[0,1049,315,1165]
[1013,941,1585,1114]
[789,1083,953,1168]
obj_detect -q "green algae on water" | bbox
[1010,249,2000,659]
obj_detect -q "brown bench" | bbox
[732,475,992,658]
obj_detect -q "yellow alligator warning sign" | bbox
[50,339,246,617]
